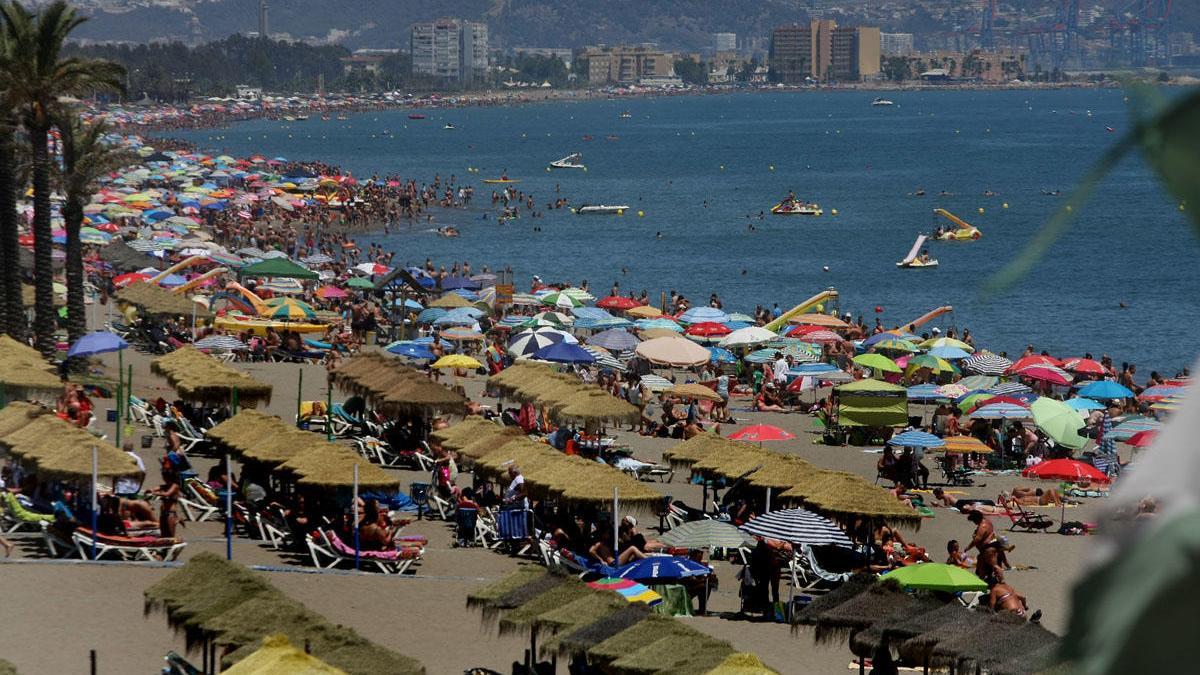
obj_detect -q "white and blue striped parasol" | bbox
[194,335,249,351]
[739,508,854,547]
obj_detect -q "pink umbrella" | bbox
[728,424,796,443]
[801,330,843,344]
[317,285,348,299]
[1018,365,1073,386]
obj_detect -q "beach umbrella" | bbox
[264,299,316,320]
[345,277,375,290]
[1126,430,1158,448]
[258,278,304,295]
[432,354,482,370]
[905,354,955,374]
[560,287,594,303]
[659,520,754,550]
[715,327,775,349]
[861,331,918,348]
[626,305,663,319]
[683,322,731,342]
[1030,397,1087,450]
[670,383,722,402]
[532,342,596,364]
[678,306,729,325]
[635,318,682,332]
[956,392,994,413]
[441,276,480,291]
[589,328,641,351]
[432,313,479,327]
[616,556,711,581]
[1023,458,1109,483]
[68,331,128,358]
[354,262,389,276]
[416,307,448,324]
[873,338,919,353]
[586,578,662,606]
[428,293,473,309]
[1009,355,1061,373]
[1061,357,1106,375]
[881,563,988,592]
[541,291,583,308]
[887,430,945,449]
[638,374,674,392]
[1139,384,1186,402]
[634,336,711,367]
[572,307,614,321]
[987,382,1032,396]
[582,345,623,370]
[970,402,1034,420]
[193,335,248,351]
[919,337,974,352]
[962,352,1011,375]
[707,347,737,364]
[1018,365,1073,386]
[906,384,945,401]
[1078,380,1135,401]
[315,285,347,299]
[928,346,971,360]
[852,353,901,374]
[441,328,485,341]
[112,272,152,287]
[935,436,993,454]
[508,328,569,357]
[1109,417,1162,441]
[738,508,853,547]
[301,253,333,265]
[1066,397,1106,411]
[790,313,849,329]
[524,311,573,327]
[386,341,436,360]
[801,329,845,345]
[574,316,632,330]
[596,295,640,310]
[728,424,794,443]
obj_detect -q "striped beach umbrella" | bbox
[586,578,662,606]
[582,345,623,370]
[1109,417,1162,442]
[639,374,674,392]
[962,352,1012,375]
[659,520,754,550]
[507,328,570,357]
[970,402,1034,419]
[987,382,1032,396]
[589,328,641,351]
[906,384,945,401]
[739,508,854,547]
[193,335,248,351]
[888,430,946,448]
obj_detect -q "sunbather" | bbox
[929,488,998,512]
[147,463,181,539]
[988,582,1030,618]
[965,511,1012,569]
[358,499,394,551]
[946,539,974,569]
[589,532,646,566]
[1007,487,1064,506]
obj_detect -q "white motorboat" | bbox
[577,204,629,215]
[872,97,895,106]
[550,153,586,170]
[620,111,632,119]
[897,234,939,268]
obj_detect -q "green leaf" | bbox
[1137,88,1200,235]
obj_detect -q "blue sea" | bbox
[172,89,1200,375]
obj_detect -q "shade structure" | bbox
[962,352,1011,375]
[881,563,988,592]
[385,341,435,360]
[1126,430,1158,448]
[717,326,776,348]
[728,424,795,443]
[928,346,972,360]
[935,436,993,454]
[332,352,466,415]
[958,375,999,390]
[1078,380,1135,400]
[789,313,849,328]
[852,353,901,374]
[708,347,737,364]
[431,354,482,370]
[0,403,142,478]
[906,384,945,401]
[739,508,853,547]
[1018,365,1073,386]
[970,402,1033,420]
[263,298,316,320]
[508,328,569,358]
[116,282,210,317]
[194,335,249,352]
[586,578,662,606]
[152,346,273,404]
[588,328,641,351]
[223,634,346,674]
[887,430,945,449]
[616,556,712,581]
[836,379,908,428]
[670,382,722,402]
[678,306,729,324]
[1030,397,1086,450]
[533,342,595,364]
[581,345,623,370]
[683,322,732,342]
[635,336,711,367]
[1109,417,1162,441]
[659,520,754,550]
[238,257,318,280]
[1066,396,1106,411]
[1023,458,1110,483]
[987,382,1032,396]
[596,295,641,310]
[0,336,64,395]
[625,305,663,318]
[540,291,582,308]
[1138,384,1186,402]
[428,293,473,309]
[67,331,128,358]
[920,337,973,352]
[634,318,682,332]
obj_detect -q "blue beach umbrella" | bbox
[68,331,128,358]
[386,341,436,360]
[677,307,729,325]
[906,384,946,401]
[888,430,946,448]
[1066,397,1106,411]
[532,341,595,364]
[970,402,1034,419]
[417,307,448,324]
[572,307,614,321]
[1078,380,1135,401]
[708,347,737,364]
[929,346,971,360]
[589,328,641,351]
[616,556,711,582]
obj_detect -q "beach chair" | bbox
[128,395,156,427]
[328,404,368,437]
[255,504,293,550]
[72,528,186,562]
[163,651,203,675]
[320,529,424,574]
[788,544,852,598]
[496,507,533,556]
[2,492,54,534]
[936,457,975,486]
[179,478,222,522]
[296,400,329,432]
[1000,496,1054,532]
[41,526,79,558]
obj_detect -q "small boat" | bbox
[577,204,629,215]
[295,115,309,121]
[483,178,521,184]
[443,123,456,130]
[408,113,426,120]
[770,199,822,216]
[897,234,938,268]
[872,97,895,106]
[549,153,585,170]
[582,134,594,141]
[620,111,632,119]
[336,114,348,121]
[282,115,295,122]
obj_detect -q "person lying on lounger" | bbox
[1005,487,1064,506]
[589,531,646,566]
[929,488,997,511]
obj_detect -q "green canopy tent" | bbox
[237,258,318,281]
[836,379,908,428]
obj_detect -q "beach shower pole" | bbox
[90,446,98,561]
[353,463,360,571]
[225,452,233,561]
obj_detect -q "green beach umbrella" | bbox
[346,277,375,289]
[540,291,583,308]
[872,338,920,353]
[881,563,988,592]
[906,354,955,374]
[957,392,992,413]
[1031,397,1086,450]
[852,353,901,374]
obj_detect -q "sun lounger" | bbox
[788,544,852,599]
[128,395,156,426]
[42,526,78,558]
[163,651,203,675]
[307,529,423,574]
[2,492,54,533]
[72,528,186,562]
[179,478,222,522]
[1000,496,1054,532]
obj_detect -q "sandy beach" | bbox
[0,311,1117,673]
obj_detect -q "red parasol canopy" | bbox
[1017,365,1073,386]
[1008,355,1061,373]
[596,295,640,310]
[1061,357,1105,375]
[1023,458,1110,483]
[728,424,796,443]
[113,272,152,287]
[1126,430,1158,448]
[684,322,732,338]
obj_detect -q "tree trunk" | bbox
[0,127,23,339]
[63,197,86,344]
[29,123,55,356]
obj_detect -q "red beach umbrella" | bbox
[1008,355,1061,373]
[1018,365,1073,386]
[800,329,843,344]
[684,322,731,338]
[728,424,795,443]
[112,272,152,287]
[1023,458,1110,483]
[1126,430,1158,448]
[596,295,640,310]
[1061,357,1105,375]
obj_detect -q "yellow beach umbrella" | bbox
[432,354,482,370]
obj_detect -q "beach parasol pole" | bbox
[613,486,620,553]
[765,487,772,513]
[91,446,98,560]
[225,452,233,561]
[232,386,239,415]
[296,368,303,427]
[115,349,124,447]
[353,463,360,571]
[191,301,197,342]
[126,364,133,424]
[326,384,333,441]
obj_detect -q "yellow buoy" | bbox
[1065,205,1073,212]
[637,210,645,217]
[617,209,625,216]
[831,209,838,216]
[570,208,576,213]
[769,165,775,171]
[1180,203,1186,211]
[1002,203,1009,209]
[978,207,985,214]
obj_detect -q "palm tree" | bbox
[58,116,128,344]
[0,26,23,339]
[0,1,123,355]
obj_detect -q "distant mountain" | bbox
[71,0,806,50]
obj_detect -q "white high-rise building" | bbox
[881,32,914,56]
[411,18,488,83]
[713,32,737,53]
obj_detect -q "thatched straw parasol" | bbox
[0,408,141,478]
[586,615,706,664]
[145,552,277,649]
[553,390,641,425]
[989,641,1062,675]
[496,578,594,637]
[222,634,346,675]
[332,352,465,415]
[662,434,746,469]
[846,593,952,659]
[117,282,210,317]
[670,383,724,402]
[205,410,294,458]
[705,653,781,675]
[152,347,272,405]
[540,603,652,658]
[430,416,502,449]
[468,569,572,624]
[21,283,64,307]
[282,444,397,489]
[808,581,916,644]
[897,605,994,667]
[466,566,553,611]
[0,335,62,394]
[792,573,879,627]
[454,426,525,461]
[745,455,818,490]
[928,611,1058,673]
[604,633,734,674]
